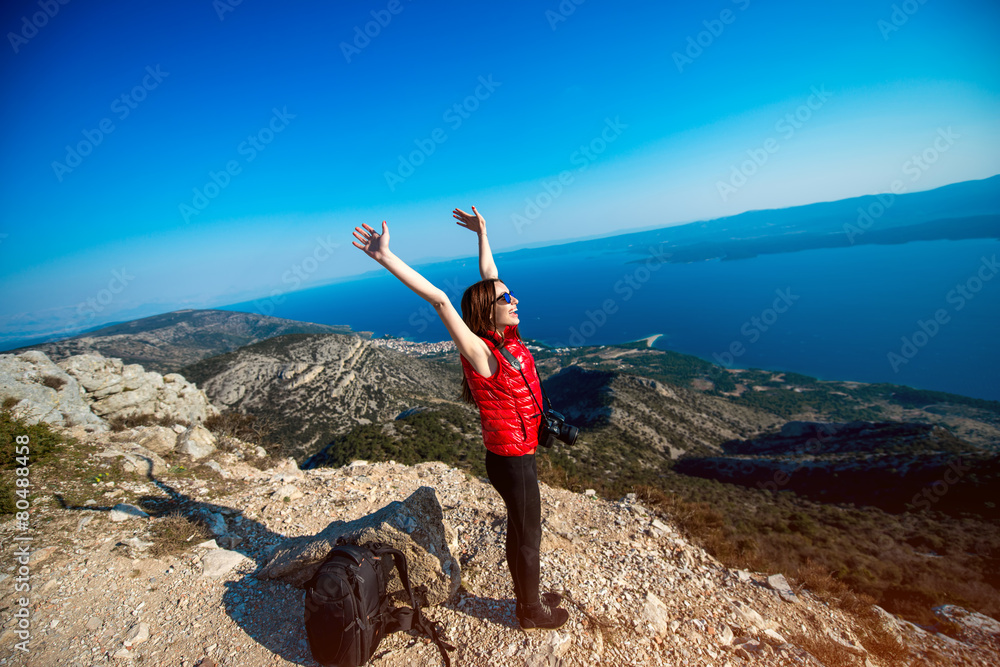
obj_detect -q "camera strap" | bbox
[490,340,552,417]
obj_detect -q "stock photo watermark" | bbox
[909,458,971,511]
[396,275,466,338]
[716,85,832,202]
[878,0,930,40]
[511,116,628,233]
[179,106,295,223]
[9,434,34,653]
[565,244,672,346]
[887,254,997,372]
[545,0,587,31]
[340,0,415,63]
[214,0,244,21]
[252,235,341,317]
[843,127,959,243]
[75,268,135,326]
[51,65,169,182]
[384,75,501,192]
[7,0,71,53]
[672,0,752,73]
[712,287,800,367]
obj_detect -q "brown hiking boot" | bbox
[517,600,569,631]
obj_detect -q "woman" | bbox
[351,206,569,631]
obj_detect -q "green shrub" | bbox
[0,405,77,514]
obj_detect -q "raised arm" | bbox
[352,221,493,374]
[453,206,498,280]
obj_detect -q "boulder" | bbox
[109,504,149,522]
[177,425,217,460]
[201,549,246,578]
[0,351,106,429]
[96,443,168,478]
[641,591,671,637]
[767,573,798,602]
[57,352,219,424]
[134,425,178,455]
[255,486,460,607]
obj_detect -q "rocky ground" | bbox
[2,424,999,667]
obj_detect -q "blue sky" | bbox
[1,0,998,344]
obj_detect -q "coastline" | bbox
[637,333,663,348]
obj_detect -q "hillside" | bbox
[2,413,998,666]
[9,309,360,375]
[178,333,467,461]
[674,420,1000,518]
[4,327,1000,657]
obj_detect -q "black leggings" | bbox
[485,450,542,605]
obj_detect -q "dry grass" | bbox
[146,510,214,558]
[41,375,67,391]
[108,412,189,432]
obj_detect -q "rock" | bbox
[204,460,231,479]
[933,604,1000,645]
[123,622,149,648]
[0,351,107,429]
[254,446,268,457]
[198,511,227,536]
[716,622,734,645]
[642,591,671,637]
[526,630,572,667]
[218,535,243,550]
[85,617,102,631]
[764,628,788,644]
[256,486,460,607]
[121,537,154,551]
[649,518,670,537]
[134,425,178,455]
[730,600,768,632]
[767,573,798,602]
[109,504,150,522]
[272,484,303,501]
[97,443,167,477]
[201,549,247,578]
[269,458,305,482]
[172,424,187,434]
[57,352,219,424]
[196,539,219,550]
[825,629,868,656]
[177,425,217,460]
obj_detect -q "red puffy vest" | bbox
[460,325,544,457]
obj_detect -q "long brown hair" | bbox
[459,278,520,405]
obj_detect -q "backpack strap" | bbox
[371,545,455,667]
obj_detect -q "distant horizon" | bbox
[3,171,997,349]
[3,0,998,343]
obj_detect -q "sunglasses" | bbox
[495,291,515,304]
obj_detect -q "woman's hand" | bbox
[453,205,486,235]
[352,221,391,262]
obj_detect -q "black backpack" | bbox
[303,541,454,667]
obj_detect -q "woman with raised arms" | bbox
[351,206,568,632]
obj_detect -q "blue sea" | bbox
[222,238,1000,403]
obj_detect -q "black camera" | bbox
[539,409,579,448]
